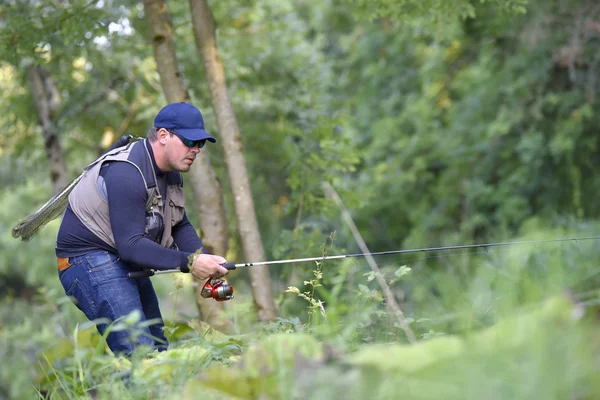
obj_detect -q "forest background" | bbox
[2,0,600,398]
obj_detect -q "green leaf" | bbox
[358,284,370,293]
[394,266,412,279]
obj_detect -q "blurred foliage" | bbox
[338,0,528,39]
[2,0,600,398]
[10,240,600,398]
[319,0,600,250]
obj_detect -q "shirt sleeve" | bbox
[102,162,193,270]
[172,212,206,253]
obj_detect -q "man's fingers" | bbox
[212,255,227,264]
[191,270,208,281]
[192,254,229,279]
[217,265,229,275]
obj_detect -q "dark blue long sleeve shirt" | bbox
[56,149,203,271]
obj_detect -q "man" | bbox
[55,102,229,355]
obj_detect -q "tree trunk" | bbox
[26,66,69,194]
[189,0,278,321]
[143,0,233,333]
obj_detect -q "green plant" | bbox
[285,232,336,326]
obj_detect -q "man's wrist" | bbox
[183,253,197,273]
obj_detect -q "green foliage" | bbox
[336,296,598,400]
[0,0,110,65]
[283,117,360,219]
[285,233,335,325]
[335,0,527,39]
[17,283,600,399]
[4,0,600,398]
[311,0,600,251]
[0,177,62,286]
[193,333,323,399]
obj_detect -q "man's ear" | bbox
[158,128,169,144]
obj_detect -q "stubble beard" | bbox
[180,163,192,172]
[166,149,194,172]
[179,156,195,172]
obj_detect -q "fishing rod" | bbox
[128,235,600,301]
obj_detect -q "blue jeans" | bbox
[58,250,168,355]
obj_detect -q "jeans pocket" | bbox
[65,278,97,319]
[86,251,120,273]
[67,255,86,269]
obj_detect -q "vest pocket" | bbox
[144,211,165,243]
[167,188,186,226]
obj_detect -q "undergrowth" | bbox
[2,225,600,399]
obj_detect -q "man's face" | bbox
[160,129,201,172]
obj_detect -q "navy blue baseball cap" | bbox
[154,102,216,143]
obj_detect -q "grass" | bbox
[2,225,600,399]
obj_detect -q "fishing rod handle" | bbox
[128,263,235,279]
[222,262,237,270]
[128,270,155,278]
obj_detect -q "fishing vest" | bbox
[68,139,185,250]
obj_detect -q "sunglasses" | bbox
[169,130,206,148]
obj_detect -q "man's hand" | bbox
[190,254,229,281]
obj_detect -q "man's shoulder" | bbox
[101,159,142,177]
[101,161,147,191]
[126,140,147,163]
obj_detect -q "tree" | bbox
[189,0,278,321]
[26,65,69,194]
[143,0,233,333]
[0,0,136,189]
[306,0,599,255]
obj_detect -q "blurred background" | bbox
[2,0,600,398]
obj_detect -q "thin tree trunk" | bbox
[189,0,278,321]
[143,0,233,333]
[26,66,68,194]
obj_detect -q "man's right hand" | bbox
[190,254,229,281]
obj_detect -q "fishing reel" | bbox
[201,278,234,301]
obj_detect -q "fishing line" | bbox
[128,235,600,279]
[126,235,600,303]
[330,239,592,276]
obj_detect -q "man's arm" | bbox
[104,161,229,280]
[171,212,205,253]
[103,162,192,270]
